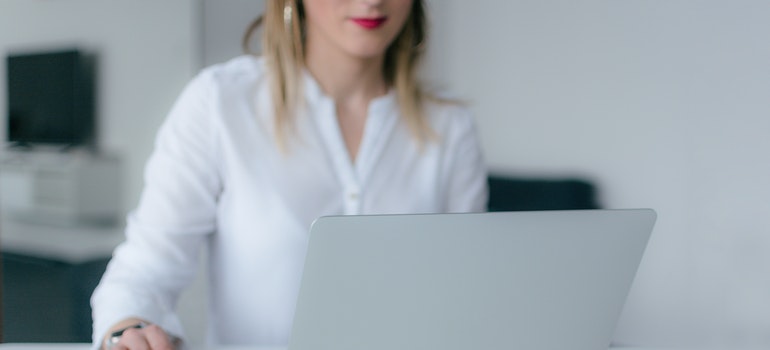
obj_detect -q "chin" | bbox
[344,40,393,59]
[350,47,391,60]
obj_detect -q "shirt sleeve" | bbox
[442,107,489,213]
[91,70,222,349]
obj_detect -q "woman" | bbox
[91,0,487,349]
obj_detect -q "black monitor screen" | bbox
[7,49,95,146]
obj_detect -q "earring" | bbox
[283,0,293,31]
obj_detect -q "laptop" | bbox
[288,209,656,350]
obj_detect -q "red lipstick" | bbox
[351,17,387,29]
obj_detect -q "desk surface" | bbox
[0,344,746,350]
[0,346,282,350]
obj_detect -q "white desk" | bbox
[0,346,285,350]
[0,346,280,350]
[0,344,741,350]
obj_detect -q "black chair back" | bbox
[487,175,600,212]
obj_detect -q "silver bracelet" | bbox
[105,322,147,350]
[104,322,180,350]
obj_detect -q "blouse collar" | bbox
[302,71,397,116]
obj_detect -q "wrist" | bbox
[103,321,147,350]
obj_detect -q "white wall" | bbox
[426,0,770,347]
[202,0,264,66]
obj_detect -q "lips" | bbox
[351,17,387,29]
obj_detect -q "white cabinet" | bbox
[0,151,121,226]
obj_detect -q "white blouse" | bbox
[91,55,488,347]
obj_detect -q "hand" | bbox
[104,319,178,350]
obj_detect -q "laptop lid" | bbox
[288,209,656,350]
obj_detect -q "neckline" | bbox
[302,71,396,112]
[304,72,399,190]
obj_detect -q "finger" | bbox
[144,324,175,350]
[119,328,150,350]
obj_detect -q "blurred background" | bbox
[0,0,768,347]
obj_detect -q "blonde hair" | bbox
[243,0,434,147]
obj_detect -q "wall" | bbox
[202,0,264,67]
[426,0,770,346]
